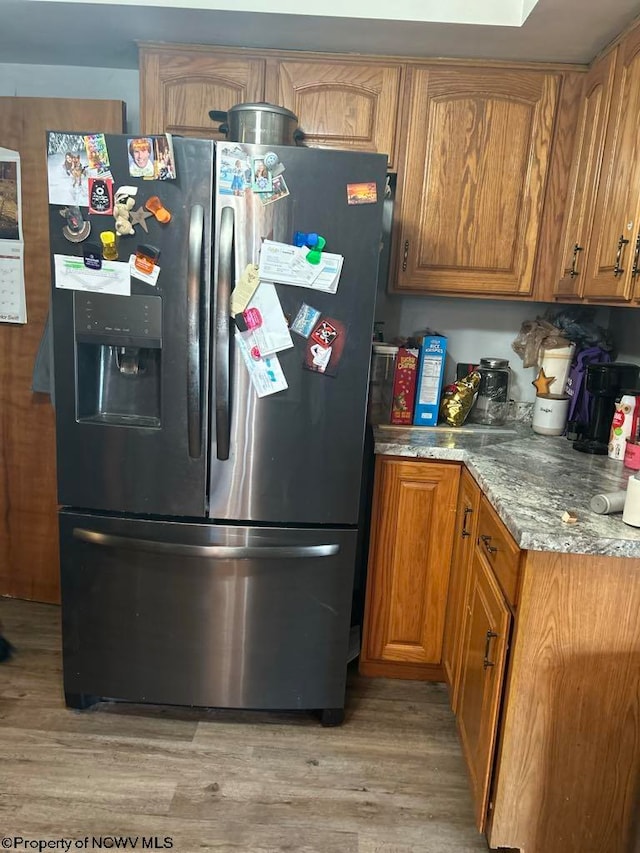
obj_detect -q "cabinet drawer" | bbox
[477,496,521,607]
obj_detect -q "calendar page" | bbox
[0,147,26,324]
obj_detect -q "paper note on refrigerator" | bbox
[258,240,322,287]
[258,240,343,294]
[230,263,260,315]
[310,252,344,294]
[54,254,131,296]
[236,331,288,397]
[243,282,293,356]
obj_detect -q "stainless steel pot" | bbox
[209,102,304,146]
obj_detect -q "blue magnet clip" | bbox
[294,231,321,248]
[294,231,326,264]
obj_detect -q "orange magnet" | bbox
[144,195,171,223]
[134,243,160,275]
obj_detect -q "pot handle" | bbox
[209,110,229,134]
[293,128,306,144]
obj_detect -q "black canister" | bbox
[469,357,512,425]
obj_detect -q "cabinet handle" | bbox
[402,240,409,272]
[632,234,640,279]
[480,533,497,555]
[483,630,498,669]
[569,243,583,278]
[461,506,473,538]
[613,234,630,277]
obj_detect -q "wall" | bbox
[387,296,612,403]
[0,63,140,133]
[609,306,640,365]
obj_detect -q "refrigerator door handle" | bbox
[187,203,205,459]
[215,205,234,461]
[73,528,340,559]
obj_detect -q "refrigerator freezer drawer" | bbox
[59,511,357,712]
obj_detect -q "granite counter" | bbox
[375,424,640,557]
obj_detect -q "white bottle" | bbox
[622,474,640,527]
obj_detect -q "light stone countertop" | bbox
[375,423,640,557]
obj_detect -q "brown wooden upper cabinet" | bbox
[139,46,402,166]
[267,59,403,169]
[139,46,265,138]
[581,23,640,302]
[553,49,618,299]
[393,66,560,297]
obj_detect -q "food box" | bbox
[390,347,419,425]
[413,335,448,426]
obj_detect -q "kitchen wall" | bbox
[0,63,140,133]
[608,306,640,363]
[385,296,613,403]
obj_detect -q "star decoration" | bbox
[532,367,556,395]
[130,206,154,233]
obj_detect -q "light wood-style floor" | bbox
[0,599,489,853]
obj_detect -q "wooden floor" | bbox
[0,599,489,853]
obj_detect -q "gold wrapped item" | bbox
[440,370,481,427]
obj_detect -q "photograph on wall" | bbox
[47,132,90,207]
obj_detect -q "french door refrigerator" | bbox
[48,133,387,723]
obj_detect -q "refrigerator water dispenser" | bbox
[74,292,163,427]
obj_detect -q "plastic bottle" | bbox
[590,490,627,514]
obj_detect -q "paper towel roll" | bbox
[622,474,640,527]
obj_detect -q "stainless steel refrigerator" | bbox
[48,133,387,723]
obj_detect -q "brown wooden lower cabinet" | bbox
[442,467,481,709]
[359,456,460,680]
[362,456,640,852]
[456,546,511,832]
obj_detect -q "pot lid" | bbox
[227,102,298,121]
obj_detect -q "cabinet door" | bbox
[139,47,265,137]
[271,60,403,169]
[554,50,617,299]
[394,67,559,296]
[457,548,511,832]
[360,458,460,679]
[583,27,640,301]
[442,468,481,711]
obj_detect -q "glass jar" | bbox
[470,357,512,425]
[369,344,398,424]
